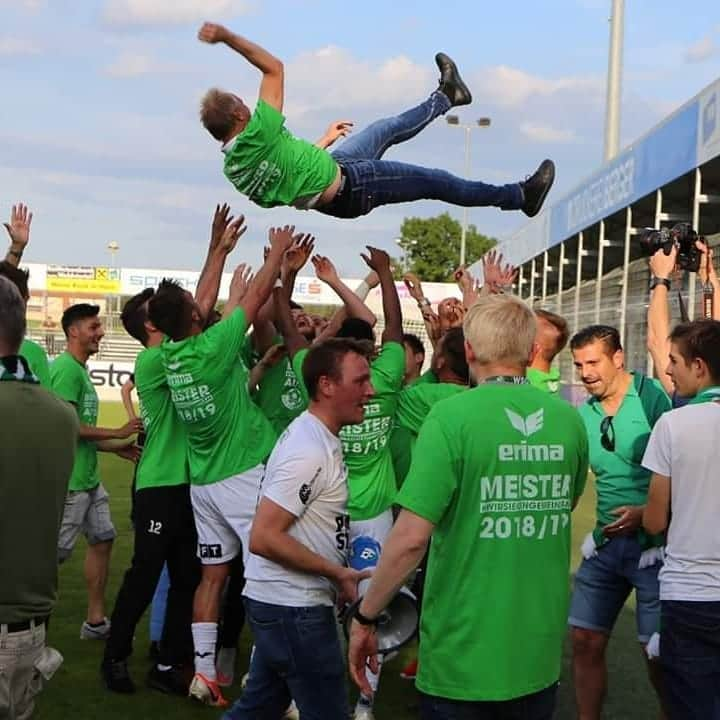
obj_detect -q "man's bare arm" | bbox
[199,23,284,111]
[363,247,403,344]
[647,247,676,394]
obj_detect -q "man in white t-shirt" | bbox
[642,319,720,720]
[223,338,375,720]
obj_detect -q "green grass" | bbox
[35,404,660,719]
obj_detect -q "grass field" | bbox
[34,403,661,720]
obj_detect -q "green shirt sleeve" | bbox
[50,357,82,406]
[396,385,427,434]
[199,308,249,374]
[370,342,406,394]
[396,412,457,524]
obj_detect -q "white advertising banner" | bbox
[86,360,135,402]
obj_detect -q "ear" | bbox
[144,318,158,335]
[317,374,334,399]
[695,357,709,379]
[528,341,540,366]
[613,348,625,369]
[464,339,476,366]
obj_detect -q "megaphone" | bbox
[343,534,419,654]
[343,585,419,655]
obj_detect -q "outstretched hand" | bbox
[482,250,518,292]
[311,254,340,285]
[4,203,33,251]
[322,120,354,148]
[403,272,424,302]
[361,246,391,276]
[229,263,254,301]
[210,204,246,254]
[198,22,230,44]
[283,233,315,273]
[267,225,296,258]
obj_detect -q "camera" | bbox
[639,223,704,272]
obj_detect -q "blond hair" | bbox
[200,88,242,141]
[463,294,537,367]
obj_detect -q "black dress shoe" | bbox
[146,664,191,696]
[101,658,136,694]
[520,159,556,217]
[435,52,472,107]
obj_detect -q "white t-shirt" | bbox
[642,401,720,601]
[243,411,350,607]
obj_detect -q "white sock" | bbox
[192,622,218,680]
[356,655,383,709]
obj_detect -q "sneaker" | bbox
[188,672,228,708]
[400,658,418,680]
[216,647,236,687]
[520,159,555,218]
[81,618,111,640]
[147,665,190,696]
[100,658,135,694]
[435,52,472,107]
[283,701,300,720]
[353,706,375,720]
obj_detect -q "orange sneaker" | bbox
[188,672,228,707]
[400,658,418,680]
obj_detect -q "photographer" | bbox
[647,236,720,397]
[642,320,720,719]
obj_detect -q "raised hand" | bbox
[220,215,247,254]
[361,246,391,275]
[283,233,315,273]
[322,120,354,148]
[198,22,229,44]
[4,203,33,251]
[454,265,475,294]
[648,243,677,282]
[696,241,717,286]
[210,203,231,249]
[403,272,425,302]
[267,225,295,258]
[229,263,254,301]
[483,250,517,292]
[311,254,340,285]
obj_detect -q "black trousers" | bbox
[104,484,200,666]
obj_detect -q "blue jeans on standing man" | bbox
[419,683,558,720]
[222,598,348,720]
[660,600,720,719]
[318,91,523,219]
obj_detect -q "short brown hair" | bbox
[669,319,720,383]
[302,338,371,401]
[535,309,569,360]
[200,88,242,141]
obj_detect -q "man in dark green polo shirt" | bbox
[569,324,670,720]
[0,276,78,720]
[50,304,142,641]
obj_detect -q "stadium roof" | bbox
[471,73,720,273]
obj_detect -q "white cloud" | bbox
[0,36,41,56]
[0,0,44,9]
[103,0,251,27]
[519,123,578,144]
[103,51,185,77]
[471,65,603,108]
[685,35,717,63]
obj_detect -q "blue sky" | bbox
[1,0,719,275]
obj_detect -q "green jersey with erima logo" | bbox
[397,382,589,701]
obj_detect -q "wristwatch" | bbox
[8,248,23,260]
[353,606,378,627]
[649,276,671,292]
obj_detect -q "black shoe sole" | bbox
[435,52,472,107]
[523,160,555,218]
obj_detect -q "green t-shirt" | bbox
[412,369,438,385]
[19,339,50,388]
[223,100,338,209]
[391,382,466,485]
[578,372,670,537]
[162,308,276,486]
[526,366,560,394]
[247,337,308,436]
[397,383,589,701]
[134,346,189,491]
[49,351,99,492]
[292,341,406,520]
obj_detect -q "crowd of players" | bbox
[1,199,720,720]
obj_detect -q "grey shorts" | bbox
[57,484,116,562]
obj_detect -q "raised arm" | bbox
[198,23,284,111]
[404,272,442,350]
[363,246,402,344]
[312,255,376,327]
[3,203,33,267]
[273,279,310,359]
[195,204,246,318]
[647,247,676,394]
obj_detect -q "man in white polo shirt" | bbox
[643,319,720,720]
[223,338,374,720]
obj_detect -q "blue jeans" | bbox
[419,683,558,720]
[569,535,661,642]
[319,92,523,219]
[223,599,348,720]
[660,600,720,719]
